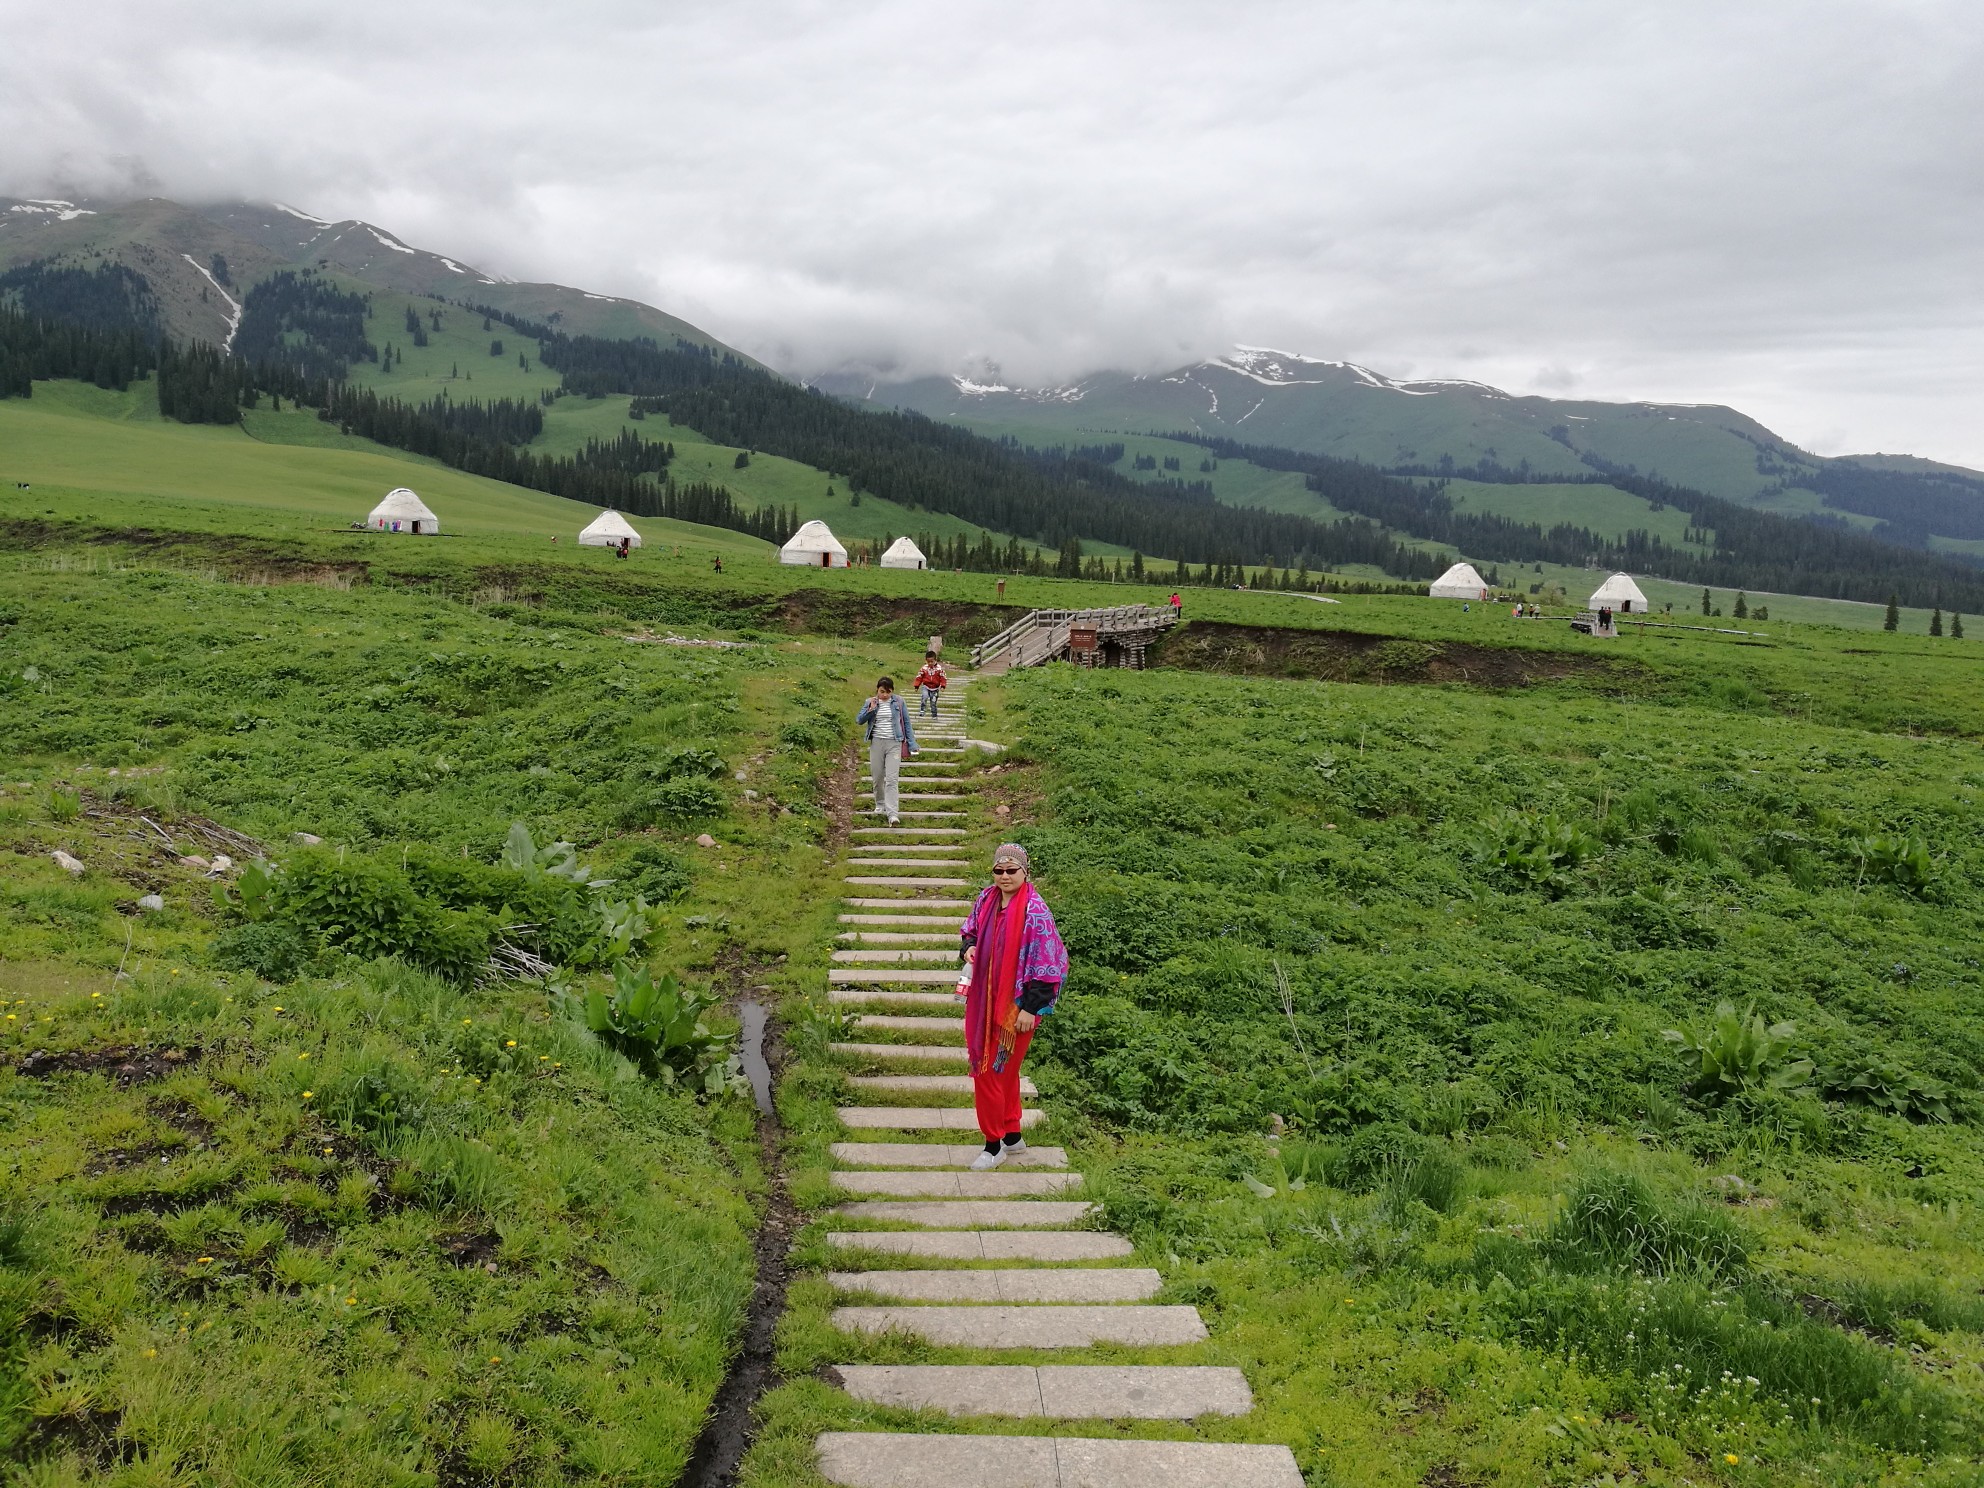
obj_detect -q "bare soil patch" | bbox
[1155,620,1635,688]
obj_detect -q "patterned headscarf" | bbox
[992,843,1030,877]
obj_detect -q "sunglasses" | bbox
[991,865,1023,875]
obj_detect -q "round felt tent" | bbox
[779,519,849,568]
[1589,572,1650,614]
[880,536,927,570]
[579,510,643,548]
[1428,561,1488,599]
[367,487,439,535]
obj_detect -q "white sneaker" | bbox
[1002,1137,1027,1156]
[887,816,900,826]
[969,1149,1005,1171]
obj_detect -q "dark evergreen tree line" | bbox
[0,261,161,338]
[233,272,377,382]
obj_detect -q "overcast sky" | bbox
[5,0,1981,463]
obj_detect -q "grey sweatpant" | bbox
[869,738,902,819]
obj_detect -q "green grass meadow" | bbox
[3,380,1984,1485]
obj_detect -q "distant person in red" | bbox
[712,556,723,572]
[912,652,947,717]
[1168,591,1183,617]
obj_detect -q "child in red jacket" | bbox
[912,652,947,717]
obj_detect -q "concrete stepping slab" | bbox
[843,878,971,889]
[841,932,961,944]
[831,1364,1253,1419]
[847,1074,1032,1094]
[830,1200,1089,1228]
[846,859,971,869]
[837,1107,1043,1131]
[827,1268,1158,1303]
[851,1012,963,1030]
[830,1171,1079,1198]
[832,1042,966,1063]
[832,1304,1206,1348]
[830,968,971,982]
[817,1433,1301,1487]
[831,949,959,962]
[851,827,968,835]
[841,904,972,916]
[838,919,966,931]
[830,1142,1066,1169]
[830,990,959,1008]
[825,1230,1131,1261]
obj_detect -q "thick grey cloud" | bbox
[4,0,1981,462]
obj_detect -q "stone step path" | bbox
[833,1364,1254,1419]
[810,673,1297,1487]
[830,1170,1078,1197]
[827,1230,1130,1260]
[836,1106,1045,1131]
[831,1142,1066,1168]
[817,1434,1302,1487]
[832,1304,1206,1348]
[831,1041,968,1062]
[828,1268,1159,1302]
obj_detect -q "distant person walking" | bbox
[1168,591,1183,618]
[957,844,1067,1169]
[913,652,947,717]
[856,677,918,825]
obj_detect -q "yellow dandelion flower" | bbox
[489,1355,501,1364]
[91,991,101,998]
[298,1052,310,1060]
[538,1055,548,1061]
[144,1348,157,1358]
[4,1014,14,1021]
[273,1006,284,1012]
[344,1297,356,1306]
[462,1018,472,1025]
[505,1040,517,1047]
[1725,1454,1741,1465]
[196,1256,213,1263]
[302,1091,314,1099]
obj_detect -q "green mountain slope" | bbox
[0,195,758,366]
[832,349,1984,548]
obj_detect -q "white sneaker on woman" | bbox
[1002,1137,1027,1157]
[969,1148,1005,1171]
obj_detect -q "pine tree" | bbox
[1700,587,1712,616]
[1884,594,1900,631]
[1733,592,1748,619]
[1953,613,1966,639]
[1930,606,1943,636]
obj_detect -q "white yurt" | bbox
[368,488,439,534]
[779,519,849,568]
[879,536,927,570]
[578,510,643,548]
[1429,561,1489,599]
[1589,572,1650,614]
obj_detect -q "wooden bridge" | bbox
[970,604,1179,673]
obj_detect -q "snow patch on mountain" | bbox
[9,199,95,221]
[273,202,328,225]
[950,374,1087,403]
[365,226,415,255]
[179,253,243,350]
[438,257,467,275]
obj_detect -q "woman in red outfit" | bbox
[957,844,1068,1169]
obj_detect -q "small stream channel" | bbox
[676,997,790,1488]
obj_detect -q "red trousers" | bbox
[974,1026,1033,1141]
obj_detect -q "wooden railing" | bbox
[971,604,1178,669]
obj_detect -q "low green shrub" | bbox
[1548,1168,1751,1279]
[619,777,725,826]
[1818,1057,1952,1123]
[1474,810,1597,893]
[1664,1000,1814,1102]
[1849,830,1934,895]
[571,962,744,1094]
[209,920,313,981]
